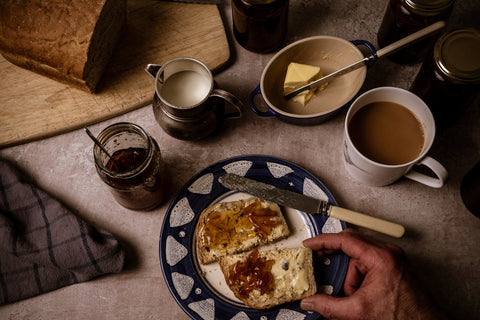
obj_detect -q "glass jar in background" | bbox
[377,0,455,64]
[232,0,289,53]
[93,122,166,211]
[409,28,480,132]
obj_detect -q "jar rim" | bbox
[93,122,153,179]
[434,28,480,84]
[402,0,455,15]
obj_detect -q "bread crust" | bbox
[219,247,317,309]
[0,0,126,92]
[196,197,290,265]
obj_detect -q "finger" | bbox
[301,294,362,320]
[343,260,365,296]
[303,229,378,266]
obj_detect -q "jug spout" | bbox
[145,64,162,79]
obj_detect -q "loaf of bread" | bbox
[219,247,317,309]
[196,197,290,265]
[0,0,126,92]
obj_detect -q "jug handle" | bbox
[211,89,243,119]
[145,64,162,79]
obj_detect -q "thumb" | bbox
[301,294,361,320]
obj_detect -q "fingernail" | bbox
[300,300,314,311]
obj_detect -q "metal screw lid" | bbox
[434,28,480,84]
[402,0,455,15]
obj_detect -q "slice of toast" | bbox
[219,247,317,309]
[196,197,290,265]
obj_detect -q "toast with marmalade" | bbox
[196,197,290,265]
[219,247,317,309]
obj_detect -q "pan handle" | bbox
[249,85,277,117]
[350,40,378,67]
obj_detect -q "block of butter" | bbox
[283,62,327,106]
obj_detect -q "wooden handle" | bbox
[376,21,446,58]
[328,206,405,238]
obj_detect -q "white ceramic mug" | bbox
[343,87,448,188]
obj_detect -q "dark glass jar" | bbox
[409,28,480,132]
[377,0,455,64]
[461,161,480,218]
[93,122,166,211]
[232,0,289,53]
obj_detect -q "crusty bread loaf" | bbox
[219,247,317,309]
[196,197,290,265]
[0,0,126,92]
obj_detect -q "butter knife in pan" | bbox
[284,20,446,100]
[218,173,405,238]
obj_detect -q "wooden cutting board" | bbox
[0,0,230,148]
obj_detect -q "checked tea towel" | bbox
[0,158,125,305]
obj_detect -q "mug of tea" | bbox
[145,57,243,140]
[343,87,448,188]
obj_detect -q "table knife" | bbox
[284,21,446,100]
[218,173,405,238]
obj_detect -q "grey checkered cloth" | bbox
[0,158,125,305]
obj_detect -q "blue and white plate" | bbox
[159,155,348,320]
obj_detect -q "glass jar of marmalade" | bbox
[93,122,166,211]
[409,28,480,132]
[232,0,289,53]
[377,0,455,64]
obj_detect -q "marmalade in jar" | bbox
[93,122,166,211]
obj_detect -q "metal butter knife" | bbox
[284,21,446,100]
[219,173,405,238]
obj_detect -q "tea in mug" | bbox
[348,101,425,165]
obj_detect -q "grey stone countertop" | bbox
[0,1,479,319]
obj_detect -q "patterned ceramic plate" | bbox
[159,155,348,320]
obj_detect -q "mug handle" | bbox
[249,85,276,117]
[404,156,448,188]
[210,89,243,119]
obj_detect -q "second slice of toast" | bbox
[219,247,317,309]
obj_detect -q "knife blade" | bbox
[218,173,405,238]
[284,57,372,100]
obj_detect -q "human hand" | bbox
[301,229,446,320]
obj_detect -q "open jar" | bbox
[93,122,166,211]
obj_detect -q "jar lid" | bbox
[434,28,480,84]
[402,0,455,15]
